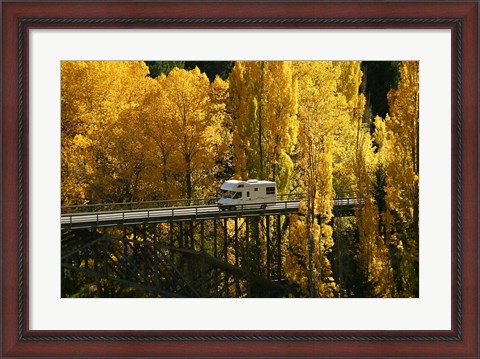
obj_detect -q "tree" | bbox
[228,61,298,193]
[284,61,352,297]
[354,129,396,297]
[144,67,227,199]
[374,61,419,297]
[62,62,230,204]
[61,61,151,205]
[138,76,179,198]
[332,61,366,193]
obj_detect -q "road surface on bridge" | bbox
[61,201,300,229]
[61,197,360,229]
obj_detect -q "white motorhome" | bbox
[217,179,277,209]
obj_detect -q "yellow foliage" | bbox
[228,61,298,193]
[61,61,150,204]
[374,61,420,297]
[62,62,230,204]
[282,61,363,297]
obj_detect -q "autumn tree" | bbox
[137,76,179,199]
[333,61,366,193]
[374,61,419,297]
[140,67,229,199]
[61,61,151,205]
[283,61,353,297]
[228,61,298,194]
[332,61,396,297]
[354,128,396,297]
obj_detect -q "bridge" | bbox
[61,193,361,298]
[61,194,360,230]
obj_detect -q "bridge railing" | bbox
[61,193,306,214]
[61,197,220,214]
[61,192,360,216]
[277,193,305,201]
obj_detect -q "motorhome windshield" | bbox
[222,190,232,198]
[221,190,242,199]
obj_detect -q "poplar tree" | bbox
[228,61,298,193]
[355,129,396,297]
[375,61,419,297]
[284,61,349,297]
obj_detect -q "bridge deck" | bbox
[61,202,298,229]
[61,198,361,229]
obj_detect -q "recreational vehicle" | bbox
[217,179,277,210]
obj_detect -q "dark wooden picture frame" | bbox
[2,1,478,357]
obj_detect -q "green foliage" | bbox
[145,61,234,81]
[185,61,234,81]
[362,61,401,118]
[145,61,185,78]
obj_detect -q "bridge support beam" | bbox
[62,213,293,298]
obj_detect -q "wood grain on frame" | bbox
[2,1,478,357]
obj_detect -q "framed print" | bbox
[1,1,478,357]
